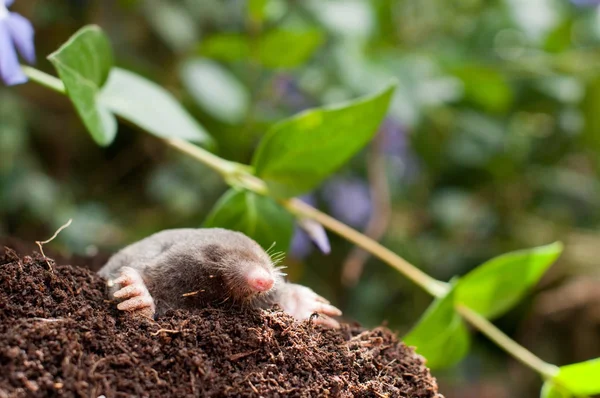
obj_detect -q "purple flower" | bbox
[380,118,408,157]
[290,225,314,259]
[322,177,372,228]
[0,0,35,86]
[379,117,421,184]
[297,218,330,254]
[289,194,331,259]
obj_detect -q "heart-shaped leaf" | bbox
[456,242,562,319]
[48,25,116,146]
[100,68,213,145]
[252,84,395,197]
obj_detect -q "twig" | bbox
[35,218,73,272]
[228,350,259,361]
[378,358,397,378]
[182,290,205,297]
[248,380,259,394]
[29,317,66,323]
[150,328,182,336]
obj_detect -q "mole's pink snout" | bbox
[246,267,274,292]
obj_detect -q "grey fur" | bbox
[98,228,286,316]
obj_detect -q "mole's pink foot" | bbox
[111,267,156,318]
[279,284,342,328]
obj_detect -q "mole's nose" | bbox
[247,268,274,292]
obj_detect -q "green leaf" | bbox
[555,358,600,395]
[142,0,198,53]
[48,25,117,146]
[252,84,395,197]
[99,68,213,146]
[248,0,268,24]
[404,284,470,369]
[200,34,251,62]
[581,78,600,156]
[456,242,562,319]
[540,382,570,398]
[203,189,294,253]
[257,30,324,69]
[180,59,250,124]
[454,66,513,114]
[200,29,323,69]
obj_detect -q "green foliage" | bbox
[179,59,249,124]
[200,29,324,69]
[540,382,570,398]
[404,284,470,369]
[201,34,251,62]
[582,77,600,157]
[100,68,213,145]
[50,25,212,146]
[248,0,268,24]
[455,243,563,319]
[252,84,395,198]
[540,359,600,398]
[554,358,600,396]
[203,188,294,253]
[257,30,324,69]
[453,66,513,114]
[48,26,116,146]
[11,1,600,394]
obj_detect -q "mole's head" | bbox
[200,231,285,303]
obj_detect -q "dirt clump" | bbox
[0,246,443,397]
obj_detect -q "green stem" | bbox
[22,65,560,386]
[282,196,449,297]
[22,65,65,94]
[161,137,240,178]
[457,305,559,380]
[163,138,448,297]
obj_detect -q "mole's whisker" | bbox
[265,242,277,255]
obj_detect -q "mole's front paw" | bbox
[280,284,342,328]
[110,266,156,318]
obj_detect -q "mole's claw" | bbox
[113,284,142,299]
[312,314,341,329]
[279,283,342,328]
[112,267,156,318]
[118,297,155,319]
[315,303,343,317]
[117,295,154,312]
[112,266,138,286]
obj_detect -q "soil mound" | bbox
[0,246,442,397]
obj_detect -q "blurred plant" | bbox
[9,24,600,398]
[0,0,35,85]
[571,0,600,6]
[5,0,600,395]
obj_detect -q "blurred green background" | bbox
[2,0,600,396]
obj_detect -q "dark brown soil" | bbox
[0,245,443,398]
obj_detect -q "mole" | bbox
[98,228,342,327]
